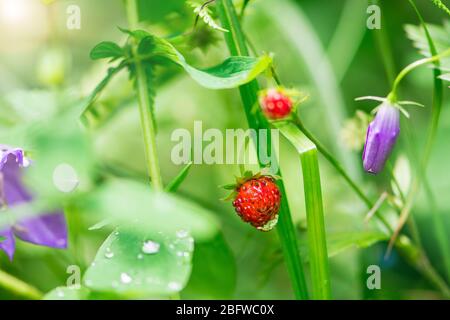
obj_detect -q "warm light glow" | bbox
[0,0,29,24]
[0,0,49,52]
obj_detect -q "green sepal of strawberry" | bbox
[220,169,280,200]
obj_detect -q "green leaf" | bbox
[80,62,127,128]
[0,90,61,130]
[85,179,220,241]
[405,22,450,69]
[90,42,125,60]
[325,231,388,257]
[128,32,272,89]
[165,162,193,192]
[182,233,236,299]
[83,226,194,296]
[82,29,270,128]
[273,121,331,300]
[43,286,90,300]
[188,1,229,32]
[43,286,125,300]
[182,55,271,89]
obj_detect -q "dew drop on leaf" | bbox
[176,229,189,238]
[57,289,65,298]
[105,247,114,259]
[168,281,181,291]
[120,272,133,284]
[142,240,160,255]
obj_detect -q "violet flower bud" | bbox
[362,102,400,174]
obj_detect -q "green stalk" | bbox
[300,150,330,299]
[293,116,393,233]
[0,269,43,300]
[125,0,163,191]
[216,0,309,300]
[274,122,331,299]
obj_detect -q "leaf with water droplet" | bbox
[83,179,219,241]
[83,225,194,296]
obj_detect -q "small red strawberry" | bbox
[223,171,281,231]
[259,88,294,120]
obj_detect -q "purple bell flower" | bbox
[0,146,67,260]
[362,102,400,174]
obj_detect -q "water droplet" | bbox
[142,240,160,255]
[105,247,114,259]
[168,281,181,291]
[176,229,189,238]
[137,253,144,260]
[120,272,133,284]
[176,251,190,258]
[57,289,65,298]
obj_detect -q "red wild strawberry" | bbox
[231,175,281,231]
[259,88,293,120]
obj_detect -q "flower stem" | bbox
[216,0,309,300]
[0,269,43,300]
[125,0,163,191]
[389,48,450,101]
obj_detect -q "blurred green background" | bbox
[0,0,449,300]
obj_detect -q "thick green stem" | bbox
[216,0,309,299]
[0,269,43,300]
[125,0,163,191]
[293,116,393,233]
